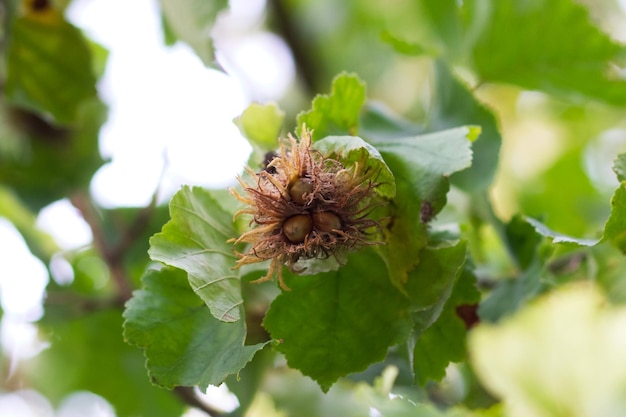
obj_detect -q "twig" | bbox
[267,0,318,95]
[70,192,134,303]
[174,386,225,417]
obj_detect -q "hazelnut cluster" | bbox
[231,128,382,290]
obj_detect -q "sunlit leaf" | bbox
[614,154,626,182]
[297,73,366,141]
[313,135,396,198]
[158,0,228,66]
[525,216,599,246]
[466,0,626,105]
[470,284,626,417]
[124,267,266,389]
[235,102,285,151]
[149,186,242,322]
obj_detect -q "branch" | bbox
[174,386,225,417]
[70,192,134,303]
[267,0,319,95]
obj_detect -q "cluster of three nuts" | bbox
[283,178,342,243]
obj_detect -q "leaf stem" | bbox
[70,191,134,303]
[471,191,520,272]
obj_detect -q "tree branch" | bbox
[267,0,319,96]
[174,386,225,417]
[70,192,134,303]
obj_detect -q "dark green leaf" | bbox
[313,135,396,198]
[25,310,185,417]
[413,263,479,385]
[359,102,423,141]
[297,73,366,141]
[158,0,228,66]
[149,186,242,322]
[602,183,626,254]
[478,259,545,323]
[466,0,626,105]
[0,98,106,209]
[6,15,97,123]
[263,249,412,392]
[368,127,476,288]
[431,62,501,191]
[505,215,544,270]
[123,267,266,389]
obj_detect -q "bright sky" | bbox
[0,0,294,414]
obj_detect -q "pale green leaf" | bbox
[297,73,366,141]
[235,102,285,151]
[313,135,396,198]
[123,267,266,389]
[525,216,599,246]
[466,0,626,105]
[614,154,626,182]
[149,186,242,322]
[470,284,626,417]
[380,30,431,56]
[159,0,228,66]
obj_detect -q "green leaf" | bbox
[519,147,607,237]
[380,30,430,56]
[123,267,267,389]
[470,284,626,417]
[504,215,543,271]
[478,259,545,323]
[297,73,366,141]
[25,310,185,417]
[0,98,106,209]
[263,249,412,392]
[411,244,478,385]
[602,183,626,254]
[6,15,97,123]
[359,102,423,141]
[313,135,396,198]
[149,186,242,322]
[158,0,228,66]
[466,0,626,105]
[235,102,285,151]
[525,216,599,247]
[614,154,626,182]
[368,127,476,288]
[431,62,501,191]
[0,185,58,262]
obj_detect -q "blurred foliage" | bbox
[1,0,626,416]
